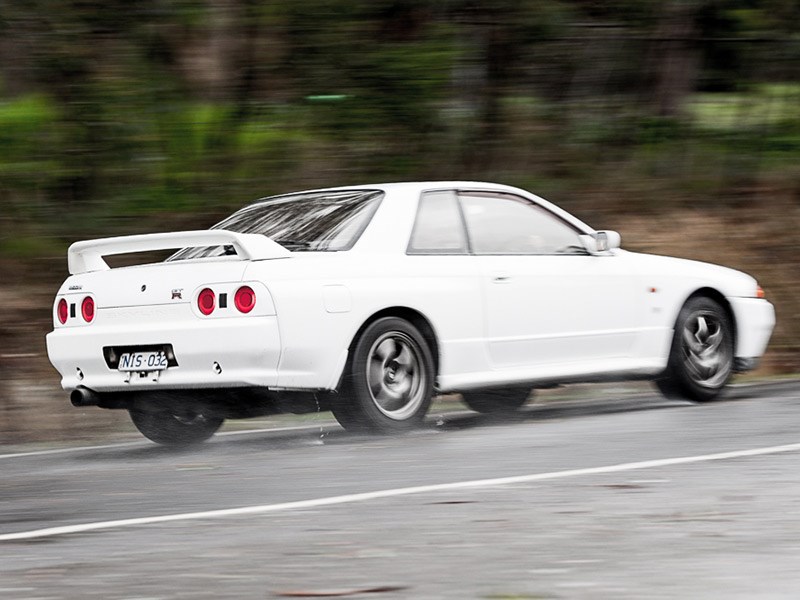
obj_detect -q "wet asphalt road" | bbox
[2,381,800,599]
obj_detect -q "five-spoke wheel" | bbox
[332,317,434,433]
[366,331,427,421]
[657,296,734,402]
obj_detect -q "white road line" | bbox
[0,425,330,460]
[3,441,800,542]
[218,423,335,438]
[0,441,147,459]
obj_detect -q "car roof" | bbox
[307,181,595,254]
[240,181,595,255]
[293,181,528,196]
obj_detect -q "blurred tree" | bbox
[650,1,702,117]
[0,0,798,218]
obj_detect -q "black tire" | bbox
[656,296,734,402]
[332,317,435,433]
[129,408,223,446]
[461,387,532,414]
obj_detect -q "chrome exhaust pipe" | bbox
[70,387,100,407]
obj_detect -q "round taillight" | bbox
[81,296,95,322]
[198,288,215,315]
[57,298,68,324]
[234,286,256,313]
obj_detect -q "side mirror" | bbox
[579,230,621,254]
[595,230,621,252]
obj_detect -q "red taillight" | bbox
[198,288,215,315]
[756,285,766,299]
[57,298,68,324]
[81,296,95,322]
[234,286,256,313]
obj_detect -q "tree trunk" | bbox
[650,2,700,118]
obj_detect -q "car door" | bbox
[404,190,490,380]
[458,191,644,370]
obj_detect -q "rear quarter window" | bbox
[407,190,468,255]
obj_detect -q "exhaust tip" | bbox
[70,387,99,407]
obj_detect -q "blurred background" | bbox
[1,0,798,443]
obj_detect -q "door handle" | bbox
[492,275,511,283]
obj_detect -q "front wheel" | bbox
[332,317,435,433]
[129,407,223,446]
[656,296,734,402]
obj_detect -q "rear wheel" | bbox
[129,407,223,446]
[656,296,734,402]
[461,387,532,414]
[332,317,434,433]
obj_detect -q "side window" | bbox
[459,193,584,255]
[407,191,468,254]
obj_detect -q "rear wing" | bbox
[68,230,290,275]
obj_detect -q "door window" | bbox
[459,193,585,255]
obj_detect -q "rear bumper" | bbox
[729,297,775,365]
[46,307,281,392]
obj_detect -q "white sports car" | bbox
[47,182,775,445]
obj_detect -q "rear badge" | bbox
[171,288,183,300]
[141,284,147,292]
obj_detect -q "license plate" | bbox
[118,351,169,371]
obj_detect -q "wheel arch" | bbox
[345,306,440,379]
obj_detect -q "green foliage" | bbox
[0,234,65,259]
[0,0,799,249]
[0,94,62,176]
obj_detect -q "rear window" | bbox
[169,189,382,261]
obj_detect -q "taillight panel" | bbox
[192,282,272,318]
[54,294,96,327]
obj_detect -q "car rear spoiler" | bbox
[68,230,291,275]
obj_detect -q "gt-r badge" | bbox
[171,289,183,300]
